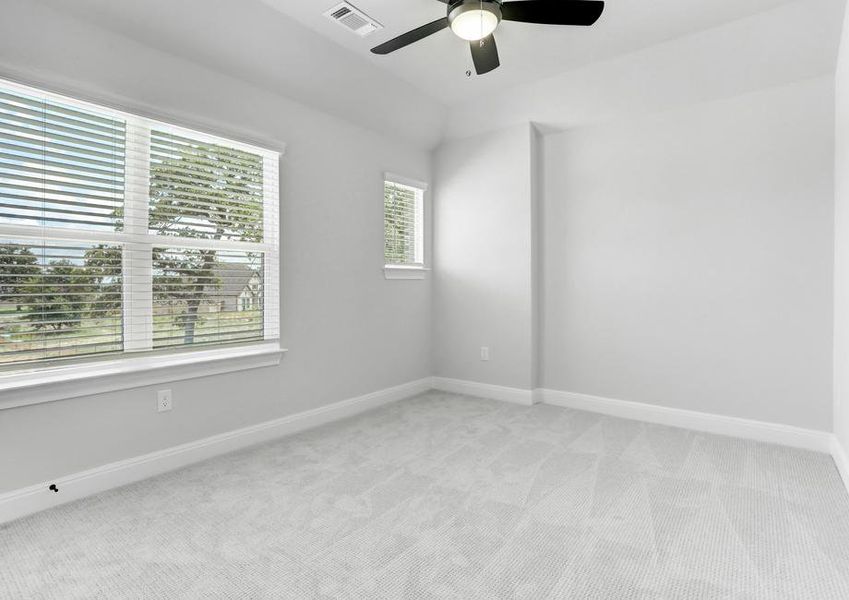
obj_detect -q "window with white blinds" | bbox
[0,79,280,369]
[384,175,425,267]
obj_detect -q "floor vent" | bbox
[324,2,382,37]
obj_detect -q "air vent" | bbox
[324,2,382,37]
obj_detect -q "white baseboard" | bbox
[430,376,534,406]
[832,436,849,496]
[4,378,843,525]
[0,377,431,525]
[539,388,832,453]
[427,379,830,453]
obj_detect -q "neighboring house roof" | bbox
[212,263,259,298]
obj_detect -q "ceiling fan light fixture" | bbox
[450,9,499,41]
[448,1,502,41]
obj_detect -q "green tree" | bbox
[23,260,93,331]
[149,133,263,344]
[153,248,220,345]
[0,244,39,311]
[384,184,416,264]
[83,245,123,317]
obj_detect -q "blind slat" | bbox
[0,99,125,137]
[0,90,123,126]
[0,150,126,179]
[0,132,127,165]
[0,121,124,155]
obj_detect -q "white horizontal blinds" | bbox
[261,153,280,341]
[152,248,263,349]
[148,130,264,241]
[144,127,278,351]
[0,239,123,365]
[0,88,125,232]
[0,77,280,369]
[384,180,423,266]
[0,82,126,367]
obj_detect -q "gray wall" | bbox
[0,2,431,492]
[430,77,835,432]
[542,77,835,430]
[432,126,538,390]
[834,5,849,453]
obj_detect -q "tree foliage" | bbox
[152,247,219,345]
[384,184,417,265]
[1,244,122,333]
[149,134,263,344]
[22,260,93,331]
[82,245,123,315]
[0,244,39,311]
[149,135,263,243]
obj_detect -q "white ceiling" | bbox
[43,0,807,108]
[262,0,801,104]
[34,0,449,148]
[33,0,843,146]
[446,0,846,138]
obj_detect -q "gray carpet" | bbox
[2,391,849,599]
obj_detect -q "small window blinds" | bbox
[384,174,425,267]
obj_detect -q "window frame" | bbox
[0,77,284,397]
[383,172,428,280]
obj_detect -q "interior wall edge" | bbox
[831,436,849,495]
[529,124,543,392]
[832,0,849,489]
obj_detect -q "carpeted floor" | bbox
[2,391,849,599]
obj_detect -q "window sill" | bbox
[384,265,429,280]
[0,342,286,410]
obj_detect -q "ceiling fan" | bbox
[370,0,605,75]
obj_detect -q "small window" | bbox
[384,174,426,272]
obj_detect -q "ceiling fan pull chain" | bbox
[480,0,484,39]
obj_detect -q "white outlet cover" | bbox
[480,346,490,361]
[157,389,173,412]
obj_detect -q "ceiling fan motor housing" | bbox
[448,0,503,28]
[447,0,503,42]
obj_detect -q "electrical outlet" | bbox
[480,346,490,361]
[157,389,173,412]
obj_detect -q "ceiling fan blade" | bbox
[501,0,604,26]
[470,34,499,75]
[371,17,449,54]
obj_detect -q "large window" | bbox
[0,80,279,369]
[383,174,426,275]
